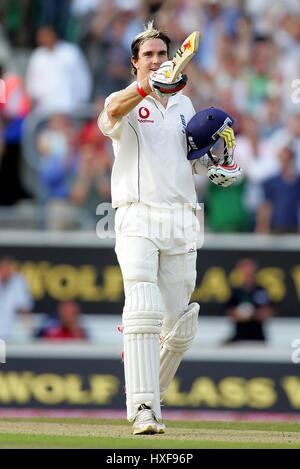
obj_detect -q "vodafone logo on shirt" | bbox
[139,107,150,118]
[138,107,154,123]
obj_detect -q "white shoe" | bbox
[156,421,166,434]
[133,404,166,435]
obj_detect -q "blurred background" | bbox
[0,0,300,420]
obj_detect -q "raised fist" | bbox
[149,61,187,98]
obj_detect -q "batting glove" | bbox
[207,161,243,187]
[149,60,187,99]
[217,126,236,165]
[205,134,242,188]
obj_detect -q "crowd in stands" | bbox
[0,254,88,341]
[0,255,33,341]
[0,0,300,232]
[224,257,273,343]
[0,254,274,343]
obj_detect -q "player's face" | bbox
[133,39,168,80]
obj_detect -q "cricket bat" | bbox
[169,31,201,82]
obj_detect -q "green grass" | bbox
[0,433,299,449]
[1,417,300,432]
[0,418,299,449]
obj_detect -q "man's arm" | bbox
[103,61,187,131]
[106,77,152,129]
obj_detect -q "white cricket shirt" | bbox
[98,84,197,208]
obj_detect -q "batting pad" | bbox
[160,302,199,398]
[123,282,164,421]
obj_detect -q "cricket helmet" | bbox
[186,107,235,161]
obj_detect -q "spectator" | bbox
[256,145,300,233]
[246,36,277,113]
[259,96,283,139]
[195,0,239,75]
[0,64,32,205]
[234,114,279,228]
[0,19,13,69]
[36,113,79,229]
[35,301,88,340]
[81,10,133,98]
[270,113,300,174]
[0,256,33,341]
[205,178,250,233]
[26,25,92,114]
[0,0,38,48]
[70,96,112,224]
[39,0,71,40]
[224,258,273,343]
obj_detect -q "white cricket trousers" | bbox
[115,203,198,334]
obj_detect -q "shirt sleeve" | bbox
[185,96,196,122]
[97,92,125,139]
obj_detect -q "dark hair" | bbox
[130,22,171,76]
